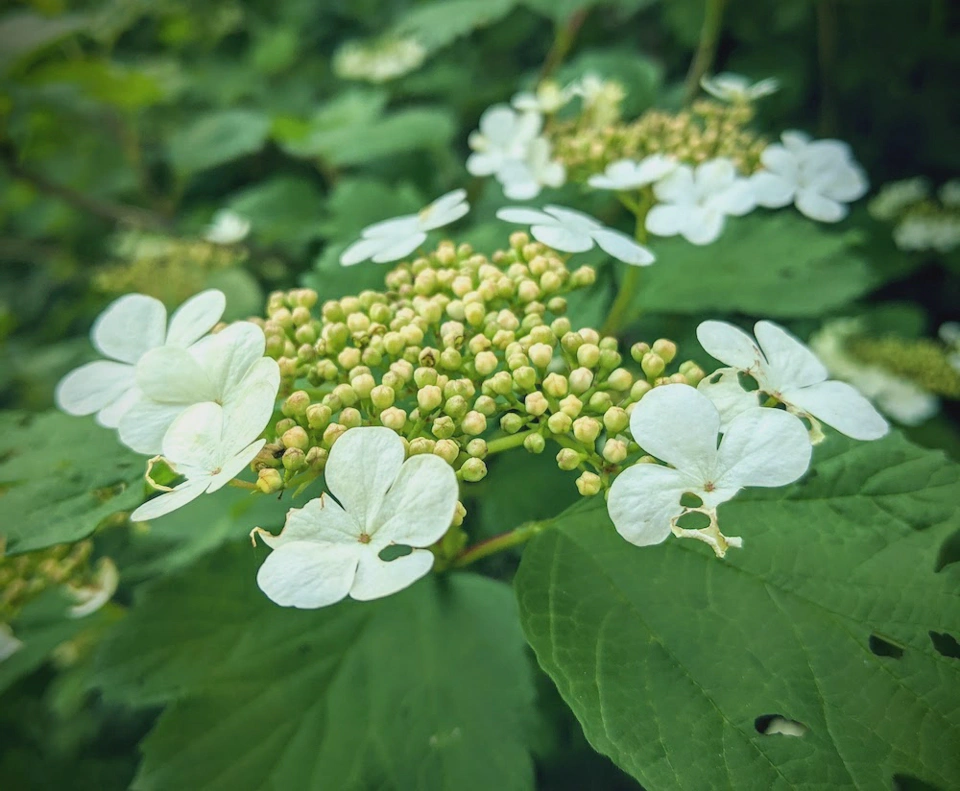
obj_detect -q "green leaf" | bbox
[392,0,518,53]
[26,59,167,110]
[637,212,875,317]
[168,109,272,175]
[226,175,325,250]
[0,11,90,72]
[0,412,145,554]
[93,544,537,791]
[516,432,960,790]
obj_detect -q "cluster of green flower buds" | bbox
[252,235,705,510]
[551,99,767,183]
[847,335,960,399]
[0,538,95,623]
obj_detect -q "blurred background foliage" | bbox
[0,0,958,787]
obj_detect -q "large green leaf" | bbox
[168,109,272,175]
[0,11,90,72]
[0,412,145,554]
[226,175,325,250]
[516,432,960,790]
[392,0,518,53]
[635,212,875,318]
[93,544,537,791]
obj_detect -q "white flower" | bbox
[570,73,625,125]
[333,36,426,83]
[118,320,280,454]
[645,158,756,245]
[893,212,960,253]
[697,319,889,442]
[0,624,22,662]
[588,154,677,191]
[130,398,272,520]
[55,290,226,431]
[466,105,542,178]
[252,427,459,608]
[867,177,929,221]
[939,180,960,208]
[750,131,868,223]
[204,210,250,245]
[340,189,469,266]
[608,384,811,557]
[512,80,574,114]
[700,73,779,103]
[496,204,654,265]
[497,137,566,200]
[810,319,938,426]
[66,557,119,618]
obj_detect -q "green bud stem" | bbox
[228,479,259,491]
[485,430,538,456]
[451,520,549,568]
[601,200,651,337]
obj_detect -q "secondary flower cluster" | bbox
[333,35,427,83]
[868,177,960,253]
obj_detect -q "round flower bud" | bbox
[572,416,601,444]
[432,416,456,439]
[603,406,629,434]
[630,341,652,363]
[306,404,332,431]
[469,334,492,355]
[333,383,359,407]
[391,359,414,382]
[323,423,347,446]
[409,437,436,456]
[524,392,549,417]
[474,351,499,377]
[571,265,596,287]
[282,447,306,472]
[282,426,309,451]
[443,395,468,420]
[464,301,486,327]
[383,331,405,356]
[606,368,633,391]
[434,439,460,464]
[631,379,652,400]
[460,457,488,483]
[577,343,601,368]
[461,410,487,436]
[282,390,310,418]
[652,339,678,364]
[402,324,425,346]
[579,328,600,345]
[528,342,553,369]
[602,438,628,464]
[487,371,514,396]
[547,297,567,315]
[599,349,622,370]
[295,324,317,345]
[588,391,612,412]
[370,385,395,410]
[506,353,528,371]
[381,371,404,391]
[559,394,583,418]
[351,373,376,399]
[337,347,361,371]
[576,471,602,497]
[466,438,487,458]
[523,433,546,454]
[679,360,706,385]
[414,366,438,388]
[547,412,572,435]
[440,348,463,370]
[380,407,407,431]
[257,468,283,494]
[474,395,497,416]
[540,270,563,294]
[556,448,582,471]
[305,446,327,471]
[253,443,282,470]
[561,331,583,355]
[501,413,525,434]
[275,417,296,436]
[641,352,665,378]
[451,500,467,528]
[569,367,594,395]
[419,346,439,368]
[513,366,537,391]
[417,385,443,412]
[340,408,362,428]
[543,372,568,398]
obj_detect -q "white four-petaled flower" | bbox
[645,158,755,245]
[204,210,251,245]
[496,138,566,200]
[700,73,779,103]
[697,319,889,442]
[340,189,470,266]
[750,131,868,223]
[56,290,226,431]
[588,155,677,191]
[608,384,811,556]
[253,427,459,608]
[497,205,655,266]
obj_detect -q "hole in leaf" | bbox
[755,715,807,737]
[379,544,413,562]
[929,631,960,659]
[676,510,710,530]
[737,371,760,392]
[892,773,942,791]
[935,529,960,572]
[679,492,703,508]
[869,634,905,659]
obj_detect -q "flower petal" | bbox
[782,380,889,440]
[208,439,265,493]
[373,454,458,546]
[420,189,469,230]
[628,384,719,478]
[349,548,434,601]
[543,206,601,232]
[478,104,518,144]
[340,236,389,267]
[496,207,556,225]
[754,320,827,389]
[530,224,593,253]
[681,207,725,245]
[750,171,795,208]
[695,158,736,192]
[645,204,686,237]
[370,231,427,263]
[324,426,406,530]
[607,463,686,547]
[165,289,226,347]
[259,495,361,550]
[795,188,847,222]
[190,322,266,398]
[130,477,210,522]
[55,360,135,417]
[697,320,765,371]
[135,346,216,403]
[592,228,655,266]
[714,407,811,491]
[162,401,224,471]
[256,541,360,609]
[92,294,167,364]
[697,367,762,428]
[118,400,189,455]
[221,357,280,453]
[95,385,142,429]
[653,165,695,203]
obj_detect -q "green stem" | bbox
[228,479,258,491]
[816,0,839,136]
[683,0,728,105]
[540,10,589,81]
[485,430,536,455]
[601,205,649,337]
[452,521,548,568]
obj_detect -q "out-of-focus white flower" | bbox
[867,178,929,221]
[467,105,542,178]
[645,158,755,245]
[588,154,677,191]
[607,384,811,557]
[512,80,575,115]
[253,427,459,608]
[893,212,960,253]
[700,73,779,103]
[697,319,890,442]
[497,204,654,265]
[340,189,469,266]
[56,290,226,431]
[130,398,272,520]
[118,321,280,455]
[810,319,938,425]
[204,210,251,245]
[570,73,625,125]
[333,35,426,83]
[66,558,119,618]
[497,138,566,200]
[939,180,960,208]
[0,624,22,662]
[750,131,868,222]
